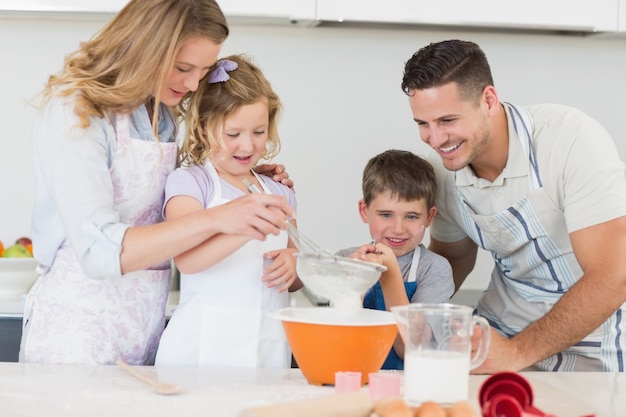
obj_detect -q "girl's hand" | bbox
[262,248,301,293]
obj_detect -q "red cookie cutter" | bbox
[479,372,595,417]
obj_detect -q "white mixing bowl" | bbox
[295,253,386,309]
[0,258,39,300]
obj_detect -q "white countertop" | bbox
[0,363,622,417]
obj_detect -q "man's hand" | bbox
[471,328,527,374]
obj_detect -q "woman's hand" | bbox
[254,163,294,190]
[262,248,302,293]
[210,193,294,241]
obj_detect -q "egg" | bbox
[446,401,477,417]
[374,398,413,417]
[415,401,446,417]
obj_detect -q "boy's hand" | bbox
[350,242,397,269]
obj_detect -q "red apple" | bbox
[15,237,32,247]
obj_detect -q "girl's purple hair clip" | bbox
[208,59,238,84]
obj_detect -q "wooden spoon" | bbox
[115,359,181,395]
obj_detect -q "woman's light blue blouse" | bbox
[31,94,176,279]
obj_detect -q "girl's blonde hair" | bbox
[40,0,228,133]
[180,54,282,167]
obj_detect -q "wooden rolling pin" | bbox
[238,391,374,417]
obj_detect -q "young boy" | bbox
[337,149,454,369]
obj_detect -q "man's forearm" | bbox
[510,272,625,368]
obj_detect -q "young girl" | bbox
[156,55,302,368]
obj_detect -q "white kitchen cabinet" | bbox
[316,0,619,33]
[0,0,317,25]
[0,0,620,33]
[0,0,127,13]
[217,0,316,25]
[619,0,626,32]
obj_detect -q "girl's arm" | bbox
[261,220,303,293]
[122,192,293,274]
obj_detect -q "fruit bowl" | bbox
[270,307,397,386]
[295,253,387,309]
[0,258,39,300]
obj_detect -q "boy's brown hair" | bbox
[362,149,437,209]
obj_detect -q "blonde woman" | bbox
[20,0,293,366]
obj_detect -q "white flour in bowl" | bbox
[295,253,386,310]
[301,273,365,310]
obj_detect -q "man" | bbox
[401,39,626,372]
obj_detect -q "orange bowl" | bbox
[270,307,398,386]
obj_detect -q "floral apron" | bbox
[460,103,624,371]
[155,161,291,368]
[20,113,177,365]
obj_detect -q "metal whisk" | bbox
[242,178,330,255]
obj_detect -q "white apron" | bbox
[407,245,421,283]
[459,103,624,371]
[155,161,291,368]
[20,113,177,365]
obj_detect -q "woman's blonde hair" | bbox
[40,0,228,132]
[180,54,282,167]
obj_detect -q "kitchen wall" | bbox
[1,14,626,291]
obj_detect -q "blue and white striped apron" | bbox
[458,103,624,371]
